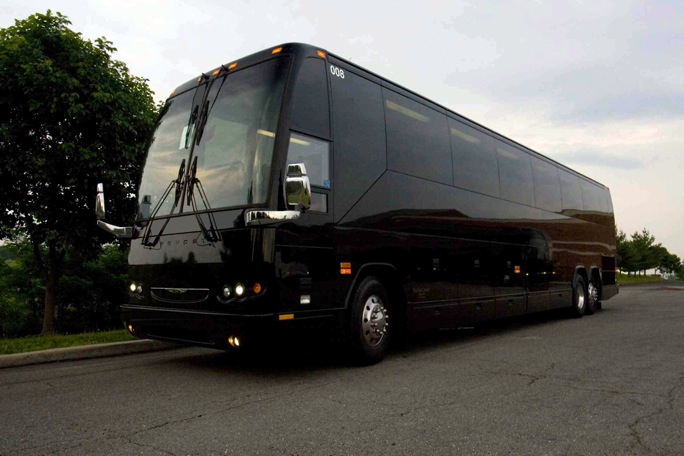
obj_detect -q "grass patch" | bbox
[0,330,135,355]
[619,274,664,285]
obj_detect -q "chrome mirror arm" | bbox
[97,220,133,239]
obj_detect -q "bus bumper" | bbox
[120,304,342,349]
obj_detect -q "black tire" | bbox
[348,276,391,365]
[569,275,587,318]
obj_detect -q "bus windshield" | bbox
[138,57,290,218]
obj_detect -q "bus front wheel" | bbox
[348,276,391,365]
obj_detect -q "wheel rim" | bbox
[576,282,586,311]
[361,294,388,347]
[588,282,598,308]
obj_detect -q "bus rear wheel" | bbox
[586,277,599,315]
[348,276,391,365]
[569,275,587,318]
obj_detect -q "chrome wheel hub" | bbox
[361,295,388,347]
[588,282,598,308]
[576,283,586,311]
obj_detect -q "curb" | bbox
[0,339,179,369]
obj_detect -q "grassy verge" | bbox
[618,274,664,285]
[0,330,135,355]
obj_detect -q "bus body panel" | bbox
[121,43,618,355]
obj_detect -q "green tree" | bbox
[657,251,682,276]
[0,11,157,334]
[0,241,44,337]
[630,229,660,275]
[616,229,638,275]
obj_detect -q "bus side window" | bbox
[287,132,331,212]
[291,58,330,139]
[497,144,535,207]
[383,89,451,185]
[531,157,562,212]
[449,118,499,198]
[559,169,583,214]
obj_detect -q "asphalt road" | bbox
[1,284,683,455]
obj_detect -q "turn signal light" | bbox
[340,262,352,275]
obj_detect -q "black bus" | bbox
[96,43,618,364]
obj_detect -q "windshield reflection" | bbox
[137,57,290,219]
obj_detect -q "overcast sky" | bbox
[3,0,683,259]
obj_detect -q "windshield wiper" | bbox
[141,159,186,247]
[186,156,220,244]
[193,71,227,147]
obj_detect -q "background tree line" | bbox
[0,11,157,336]
[616,228,683,278]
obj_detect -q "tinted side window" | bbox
[383,89,452,185]
[449,119,499,197]
[497,144,534,206]
[600,188,614,214]
[286,132,330,212]
[291,58,330,138]
[559,169,583,212]
[330,66,386,221]
[580,179,603,212]
[531,158,562,212]
[287,133,330,188]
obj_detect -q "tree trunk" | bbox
[41,268,58,334]
[40,242,61,335]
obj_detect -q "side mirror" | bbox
[96,183,106,220]
[95,183,132,239]
[285,163,311,211]
[139,195,152,221]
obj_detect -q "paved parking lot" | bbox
[1,284,683,455]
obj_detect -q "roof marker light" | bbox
[317,50,326,58]
[272,47,283,54]
[228,62,238,70]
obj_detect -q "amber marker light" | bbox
[212,69,220,76]
[228,62,238,70]
[279,314,295,321]
[340,262,352,275]
[271,47,283,54]
[253,283,263,295]
[514,265,522,274]
[316,50,326,58]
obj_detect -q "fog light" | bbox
[129,282,137,293]
[235,283,245,297]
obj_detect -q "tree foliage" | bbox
[0,240,128,337]
[0,11,157,333]
[617,227,682,277]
